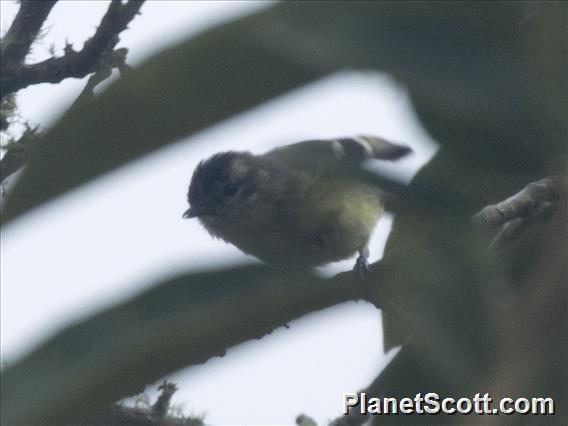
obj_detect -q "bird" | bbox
[183,136,412,272]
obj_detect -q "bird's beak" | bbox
[182,207,199,218]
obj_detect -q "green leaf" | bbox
[5,2,566,223]
[1,264,362,425]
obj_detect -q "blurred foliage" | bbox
[1,123,43,185]
[0,93,17,131]
[1,2,566,426]
[4,2,566,223]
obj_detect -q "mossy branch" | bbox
[1,0,144,99]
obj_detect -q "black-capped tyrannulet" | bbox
[183,136,411,271]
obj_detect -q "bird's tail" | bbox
[336,135,413,161]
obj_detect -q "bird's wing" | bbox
[263,135,412,172]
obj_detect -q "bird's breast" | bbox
[201,180,383,267]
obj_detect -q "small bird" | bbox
[183,136,412,272]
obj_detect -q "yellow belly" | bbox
[225,180,384,267]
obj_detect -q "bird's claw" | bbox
[354,252,371,277]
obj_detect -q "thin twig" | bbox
[1,0,144,99]
[70,47,130,109]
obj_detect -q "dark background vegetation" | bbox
[1,1,566,425]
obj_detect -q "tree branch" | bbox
[472,175,566,247]
[69,47,131,109]
[84,382,204,426]
[1,0,144,99]
[1,1,144,186]
[330,177,568,425]
[151,381,178,420]
[0,48,131,186]
[1,264,377,425]
[3,175,565,425]
[1,0,58,67]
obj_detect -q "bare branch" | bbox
[151,381,178,420]
[1,0,58,66]
[0,48,130,185]
[88,381,186,425]
[69,47,130,108]
[1,0,145,99]
[472,175,566,246]
[0,1,143,185]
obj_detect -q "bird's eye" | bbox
[222,183,238,197]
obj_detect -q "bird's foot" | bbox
[353,247,371,278]
[353,248,384,307]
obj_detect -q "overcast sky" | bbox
[0,2,438,424]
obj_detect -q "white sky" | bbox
[0,2,438,424]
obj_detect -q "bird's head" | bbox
[183,151,261,222]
